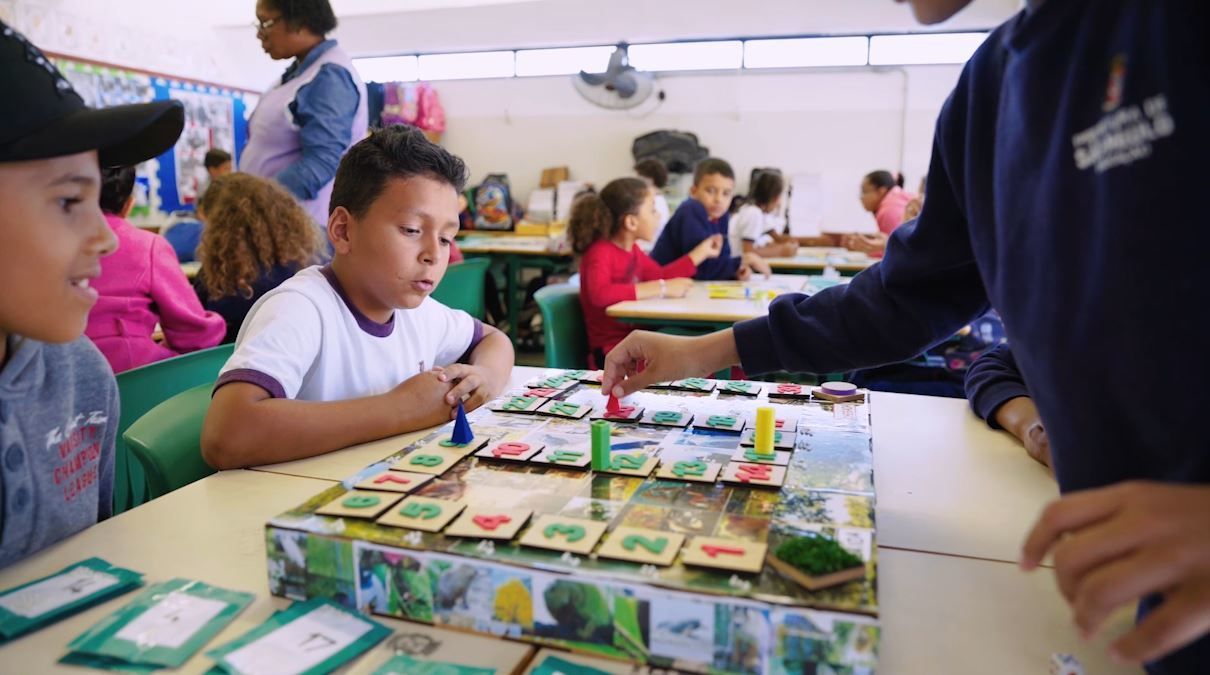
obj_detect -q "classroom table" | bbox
[0,380,1140,673]
[605,274,841,331]
[764,246,877,276]
[456,234,574,345]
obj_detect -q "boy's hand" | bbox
[1023,422,1051,469]
[387,370,457,419]
[689,235,724,264]
[435,363,505,416]
[736,264,752,281]
[663,277,694,298]
[774,240,799,257]
[1020,482,1210,665]
[741,252,772,277]
[602,329,740,397]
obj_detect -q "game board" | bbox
[265,370,879,675]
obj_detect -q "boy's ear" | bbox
[688,183,699,198]
[328,206,353,254]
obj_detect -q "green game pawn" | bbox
[591,420,611,471]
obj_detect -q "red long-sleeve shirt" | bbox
[578,239,696,355]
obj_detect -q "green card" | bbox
[0,557,143,641]
[529,655,613,675]
[371,654,495,675]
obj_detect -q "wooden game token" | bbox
[526,387,561,398]
[720,462,788,488]
[574,370,604,384]
[599,452,658,477]
[353,470,435,494]
[488,395,547,414]
[812,384,866,403]
[525,374,578,391]
[391,447,466,475]
[767,383,813,400]
[719,380,761,396]
[596,526,686,566]
[669,378,717,393]
[639,409,692,428]
[444,508,532,540]
[518,515,607,555]
[680,537,768,574]
[654,459,722,483]
[376,496,466,532]
[739,428,797,450]
[730,446,791,466]
[316,490,402,519]
[536,399,592,420]
[529,448,593,469]
[474,441,544,462]
[589,403,645,423]
[691,414,746,433]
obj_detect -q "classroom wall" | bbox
[433,65,962,232]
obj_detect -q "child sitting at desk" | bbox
[841,170,919,255]
[571,177,721,365]
[650,158,770,281]
[729,170,798,259]
[203,125,514,468]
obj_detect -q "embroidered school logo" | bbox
[1102,54,1127,112]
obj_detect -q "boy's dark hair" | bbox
[99,166,136,215]
[865,170,905,190]
[750,171,785,208]
[330,124,469,217]
[634,158,669,189]
[262,0,338,36]
[693,158,734,185]
[568,177,650,255]
[204,148,231,169]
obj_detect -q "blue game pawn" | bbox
[451,402,474,445]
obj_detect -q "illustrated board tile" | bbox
[391,447,467,475]
[536,399,593,420]
[529,448,592,469]
[474,441,545,462]
[681,536,768,574]
[638,409,692,428]
[316,490,403,519]
[691,414,746,433]
[518,514,608,556]
[596,526,686,566]
[488,395,547,414]
[599,452,658,477]
[653,458,722,483]
[354,470,435,494]
[444,508,533,540]
[739,428,797,450]
[376,496,466,532]
[730,447,791,466]
[720,462,787,488]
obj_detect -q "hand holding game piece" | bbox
[1020,481,1210,665]
[602,329,740,397]
[436,363,506,416]
[689,234,724,264]
[606,394,621,413]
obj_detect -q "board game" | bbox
[265,370,880,674]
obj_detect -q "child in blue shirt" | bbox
[0,22,183,567]
[602,1,1209,671]
[650,158,770,280]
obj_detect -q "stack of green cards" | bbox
[371,654,494,675]
[529,655,612,675]
[0,558,143,642]
[61,578,253,671]
[206,598,390,674]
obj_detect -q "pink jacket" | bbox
[874,186,918,235]
[86,214,226,374]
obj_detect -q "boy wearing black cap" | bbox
[0,22,184,567]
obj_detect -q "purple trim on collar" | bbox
[457,320,486,364]
[320,265,395,338]
[214,368,287,399]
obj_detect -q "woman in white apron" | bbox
[242,0,367,228]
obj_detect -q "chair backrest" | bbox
[122,383,217,501]
[533,283,588,369]
[113,343,233,512]
[430,258,491,320]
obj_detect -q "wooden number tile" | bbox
[738,428,797,450]
[354,470,435,494]
[518,514,608,556]
[597,526,686,566]
[526,387,561,398]
[812,388,867,403]
[376,496,466,532]
[525,374,578,391]
[391,448,466,475]
[692,414,746,433]
[316,490,402,519]
[719,381,761,397]
[413,435,489,458]
[654,459,722,483]
[445,508,533,540]
[536,400,592,420]
[529,448,592,469]
[489,395,547,414]
[681,536,769,574]
[574,370,604,384]
[599,452,658,478]
[730,446,791,466]
[767,383,812,400]
[671,378,716,393]
[590,404,645,423]
[474,441,544,462]
[720,462,788,488]
[639,409,692,428]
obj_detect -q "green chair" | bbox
[113,343,233,513]
[431,258,491,320]
[122,383,217,501]
[533,283,588,369]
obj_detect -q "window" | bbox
[868,32,988,65]
[515,46,615,77]
[628,41,743,72]
[417,50,515,81]
[744,36,870,69]
[352,55,419,83]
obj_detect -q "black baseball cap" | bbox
[0,21,184,166]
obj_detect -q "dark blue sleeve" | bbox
[732,88,990,374]
[692,233,740,281]
[964,343,1029,429]
[649,211,680,265]
[280,63,360,200]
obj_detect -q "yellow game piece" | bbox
[754,407,775,457]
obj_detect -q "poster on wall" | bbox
[169,89,236,206]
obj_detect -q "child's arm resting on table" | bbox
[434,323,513,414]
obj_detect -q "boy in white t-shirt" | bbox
[729,171,797,259]
[202,126,514,468]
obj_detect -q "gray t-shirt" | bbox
[0,336,117,568]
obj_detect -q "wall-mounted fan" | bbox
[574,42,659,110]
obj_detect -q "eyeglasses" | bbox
[253,17,279,34]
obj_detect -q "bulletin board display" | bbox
[51,57,257,217]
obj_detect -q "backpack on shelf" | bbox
[473,174,514,231]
